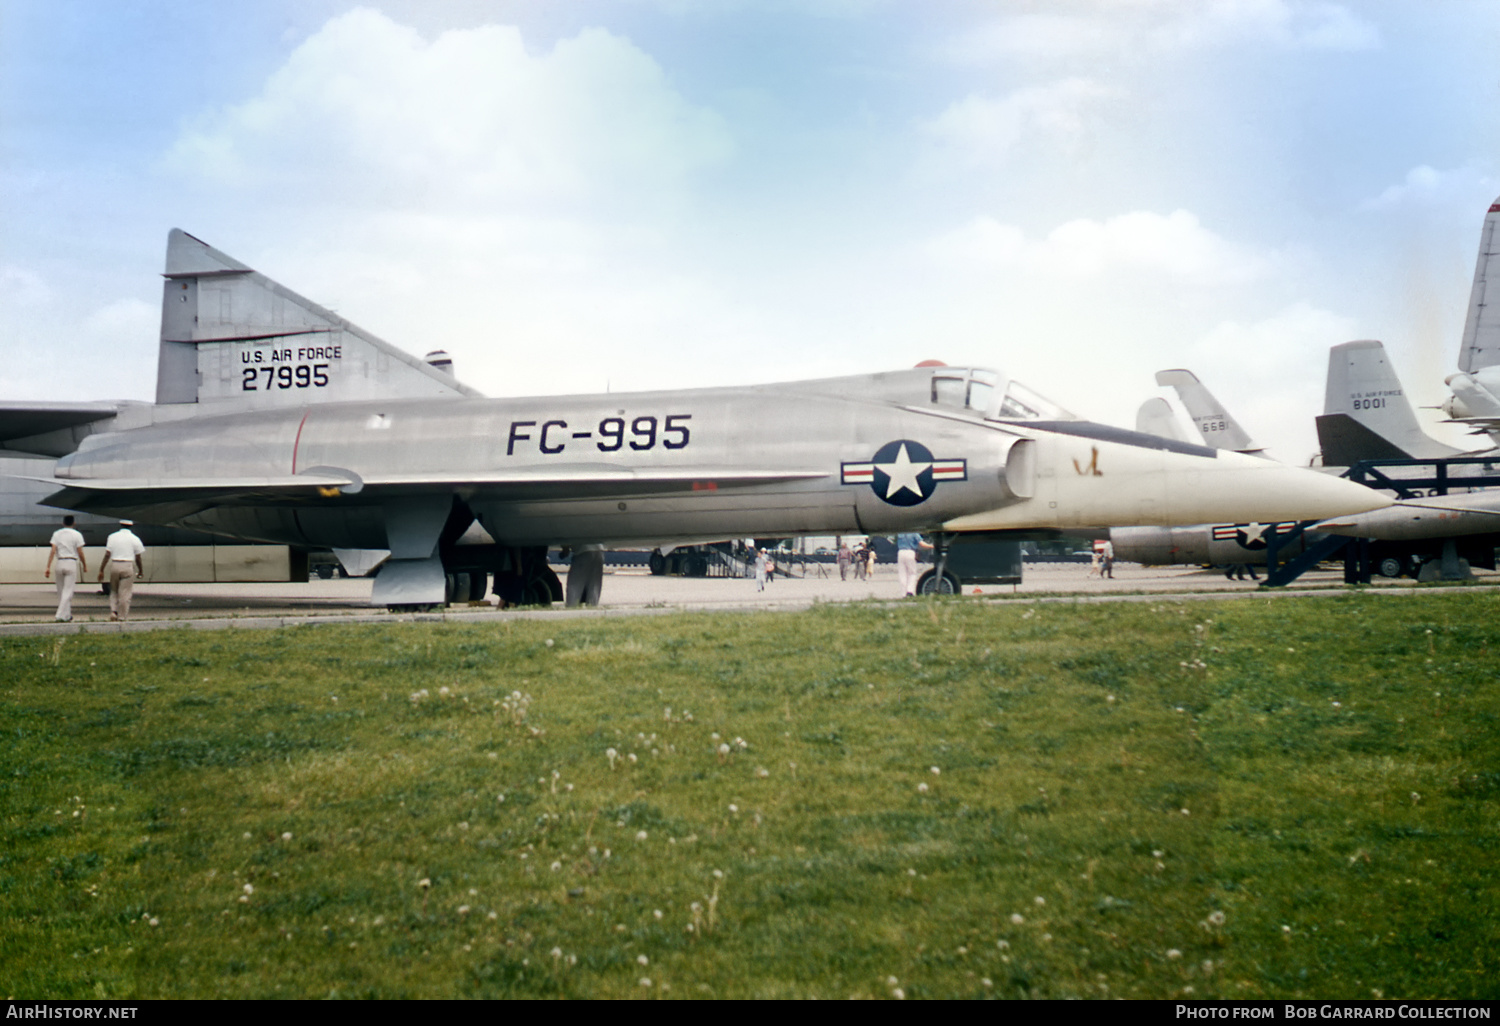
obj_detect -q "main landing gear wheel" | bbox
[1376,556,1407,579]
[648,550,667,576]
[916,569,961,595]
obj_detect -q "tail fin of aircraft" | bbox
[156,229,483,407]
[1135,397,1191,442]
[1458,198,1500,376]
[1154,369,1263,453]
[1440,198,1500,445]
[1316,340,1461,465]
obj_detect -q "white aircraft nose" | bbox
[1207,450,1393,523]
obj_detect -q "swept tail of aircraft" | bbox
[1134,397,1191,443]
[1316,340,1461,465]
[1154,369,1263,454]
[156,229,483,408]
[1441,198,1500,445]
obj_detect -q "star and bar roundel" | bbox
[841,439,967,506]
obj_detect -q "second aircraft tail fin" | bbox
[1154,369,1263,453]
[1317,340,1460,465]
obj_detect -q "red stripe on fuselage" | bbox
[291,409,311,474]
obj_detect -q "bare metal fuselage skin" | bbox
[52,376,1021,549]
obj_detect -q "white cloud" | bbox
[945,1,1378,64]
[165,8,732,212]
[0,265,52,308]
[1151,0,1379,51]
[930,209,1275,286]
[923,79,1114,168]
[1186,302,1360,460]
[1365,164,1500,210]
[82,298,157,342]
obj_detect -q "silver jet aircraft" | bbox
[27,230,1390,609]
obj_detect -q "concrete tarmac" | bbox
[1,561,1496,637]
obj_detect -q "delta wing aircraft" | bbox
[17,230,1391,609]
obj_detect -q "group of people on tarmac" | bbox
[834,540,878,582]
[43,516,145,622]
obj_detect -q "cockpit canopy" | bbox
[927,366,1076,422]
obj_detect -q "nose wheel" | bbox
[916,568,961,595]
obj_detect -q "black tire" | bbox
[648,550,667,576]
[1376,556,1405,579]
[315,564,334,580]
[916,569,961,595]
[468,571,489,602]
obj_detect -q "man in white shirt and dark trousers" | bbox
[99,520,145,622]
[44,515,88,622]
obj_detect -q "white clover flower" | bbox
[917,783,929,793]
[243,883,254,895]
[551,947,562,959]
[712,869,724,879]
[653,909,663,920]
[458,905,470,916]
[418,878,431,889]
[1034,896,1045,906]
[544,639,554,648]
[550,861,561,872]
[996,939,1009,950]
[930,766,940,775]
[1208,910,1226,926]
[639,977,652,988]
[149,918,159,927]
[637,954,649,966]
[892,988,905,1000]
[636,830,648,841]
[1011,914,1024,925]
[1167,949,1182,959]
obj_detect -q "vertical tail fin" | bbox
[157,230,483,407]
[1440,198,1500,446]
[1154,369,1263,453]
[1317,340,1460,464]
[1135,397,1191,442]
[1458,198,1500,375]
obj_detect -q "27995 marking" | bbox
[242,364,330,390]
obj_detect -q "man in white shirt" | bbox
[98,520,145,622]
[44,515,88,622]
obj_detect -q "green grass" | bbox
[2,592,1498,999]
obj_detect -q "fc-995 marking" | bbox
[508,414,691,455]
[242,364,331,390]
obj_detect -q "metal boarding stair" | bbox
[1263,530,1353,588]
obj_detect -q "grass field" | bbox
[3,591,1498,999]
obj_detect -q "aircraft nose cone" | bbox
[1214,451,1393,523]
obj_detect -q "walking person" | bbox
[896,532,932,597]
[98,520,145,622]
[44,515,87,622]
[837,541,852,581]
[753,547,768,591]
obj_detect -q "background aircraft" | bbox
[10,230,1389,609]
[1439,198,1500,449]
[1115,340,1500,579]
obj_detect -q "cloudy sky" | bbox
[3,0,1497,462]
